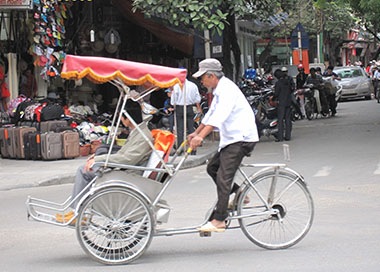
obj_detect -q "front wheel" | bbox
[237,168,314,250]
[76,186,154,265]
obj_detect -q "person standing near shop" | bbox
[19,65,37,98]
[0,66,10,112]
[189,58,259,232]
[273,69,293,142]
[171,77,202,148]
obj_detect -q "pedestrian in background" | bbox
[273,69,293,142]
[296,64,308,119]
[189,58,259,232]
[322,65,341,116]
[171,77,202,148]
[163,88,174,132]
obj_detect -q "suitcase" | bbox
[61,131,80,159]
[14,127,37,159]
[24,131,41,160]
[41,132,63,160]
[54,126,74,133]
[6,127,17,158]
[0,127,11,158]
[40,120,68,133]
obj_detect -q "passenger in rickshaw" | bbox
[56,100,153,223]
[189,58,259,232]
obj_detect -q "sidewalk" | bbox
[0,138,218,191]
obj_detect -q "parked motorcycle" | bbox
[302,85,318,120]
[256,110,279,139]
[246,89,278,139]
[141,102,173,131]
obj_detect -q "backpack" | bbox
[12,100,34,124]
[24,103,41,121]
[40,103,64,121]
[7,95,27,117]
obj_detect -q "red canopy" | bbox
[61,55,187,88]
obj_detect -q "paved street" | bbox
[0,99,379,271]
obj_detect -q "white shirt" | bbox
[171,79,201,106]
[202,76,259,150]
[373,70,380,80]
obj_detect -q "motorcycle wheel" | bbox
[305,101,314,120]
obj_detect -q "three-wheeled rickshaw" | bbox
[26,55,314,265]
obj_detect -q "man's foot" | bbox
[198,220,225,232]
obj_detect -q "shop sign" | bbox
[0,0,32,10]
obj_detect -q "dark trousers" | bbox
[319,89,329,114]
[206,141,256,221]
[175,105,195,145]
[327,94,337,115]
[277,106,292,140]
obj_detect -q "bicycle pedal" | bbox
[199,231,212,237]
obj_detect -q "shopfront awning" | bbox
[112,0,194,56]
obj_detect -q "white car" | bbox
[333,66,373,101]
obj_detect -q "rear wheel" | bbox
[76,187,154,265]
[237,169,314,250]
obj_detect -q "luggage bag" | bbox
[5,127,17,158]
[0,127,11,158]
[40,120,68,133]
[24,131,42,160]
[61,131,80,159]
[13,127,37,159]
[41,132,63,160]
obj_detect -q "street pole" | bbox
[317,33,321,63]
[298,30,302,62]
[204,30,211,58]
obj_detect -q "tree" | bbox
[348,0,380,59]
[132,0,291,79]
[265,0,355,66]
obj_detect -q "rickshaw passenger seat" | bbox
[142,129,175,182]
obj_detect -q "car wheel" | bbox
[365,95,371,100]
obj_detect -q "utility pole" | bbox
[204,30,211,58]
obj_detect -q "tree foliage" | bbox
[132,0,284,36]
[348,0,380,40]
[272,0,354,40]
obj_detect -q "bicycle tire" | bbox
[76,186,154,265]
[377,90,380,103]
[237,168,314,250]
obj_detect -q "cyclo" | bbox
[26,55,314,265]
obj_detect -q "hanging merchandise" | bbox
[30,0,72,82]
[104,28,121,54]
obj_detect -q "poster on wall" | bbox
[0,0,32,10]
